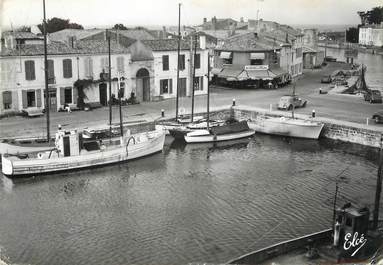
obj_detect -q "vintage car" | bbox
[278,95,307,110]
[372,111,383,124]
[364,90,382,103]
[320,75,332,84]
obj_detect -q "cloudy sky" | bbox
[1,0,381,29]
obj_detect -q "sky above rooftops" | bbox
[1,0,381,30]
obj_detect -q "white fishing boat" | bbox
[248,116,324,139]
[184,121,255,143]
[2,128,165,178]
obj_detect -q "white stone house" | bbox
[359,24,383,47]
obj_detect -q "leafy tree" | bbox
[370,6,383,24]
[112,24,128,30]
[38,17,83,33]
[16,26,31,32]
[346,27,359,43]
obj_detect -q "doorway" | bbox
[99,83,107,106]
[179,78,187,97]
[136,68,150,102]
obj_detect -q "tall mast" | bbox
[118,72,123,137]
[107,29,112,138]
[175,3,181,121]
[206,55,210,130]
[373,134,383,229]
[43,0,50,141]
[191,34,197,122]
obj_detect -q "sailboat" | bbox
[182,57,255,143]
[248,82,324,139]
[1,0,166,177]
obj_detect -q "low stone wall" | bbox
[224,106,383,148]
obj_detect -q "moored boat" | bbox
[249,116,324,139]
[184,120,255,143]
[2,128,165,178]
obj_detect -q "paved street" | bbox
[1,62,382,139]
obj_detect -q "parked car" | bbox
[321,75,332,84]
[278,95,307,110]
[364,90,382,103]
[372,111,383,124]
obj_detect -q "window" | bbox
[63,59,72,78]
[101,57,109,73]
[47,60,55,83]
[160,79,173,94]
[162,55,169,71]
[84,57,93,78]
[27,91,36,107]
[3,91,12,109]
[193,76,204,91]
[296,48,302,58]
[64,87,72,104]
[179,54,185,70]
[117,56,124,73]
[250,59,263,65]
[194,54,200,69]
[25,60,35,80]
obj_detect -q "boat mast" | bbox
[175,3,181,121]
[373,134,383,229]
[191,34,197,122]
[107,29,112,139]
[207,55,210,130]
[118,72,123,137]
[43,0,50,142]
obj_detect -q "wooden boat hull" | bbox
[248,117,324,139]
[2,130,165,178]
[184,129,255,143]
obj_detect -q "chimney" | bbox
[240,17,244,23]
[203,18,207,23]
[212,16,217,30]
[68,36,77,48]
[199,34,206,50]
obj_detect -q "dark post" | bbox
[332,181,339,228]
[207,55,210,130]
[107,30,112,139]
[43,0,50,142]
[175,3,181,121]
[191,34,197,122]
[118,76,123,137]
[373,134,383,230]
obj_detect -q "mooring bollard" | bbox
[269,103,272,112]
[232,98,236,106]
[161,109,165,118]
[312,109,316,118]
[58,124,62,130]
[319,88,322,94]
[366,117,369,125]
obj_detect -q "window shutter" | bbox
[22,90,27,108]
[195,54,200,69]
[60,87,65,105]
[63,59,72,78]
[169,79,173,94]
[48,60,54,80]
[36,89,42,107]
[89,58,93,77]
[117,57,124,73]
[73,87,78,105]
[3,91,12,104]
[162,55,169,71]
[25,60,35,80]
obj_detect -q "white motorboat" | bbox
[248,116,324,139]
[2,128,165,178]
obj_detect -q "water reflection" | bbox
[0,135,379,265]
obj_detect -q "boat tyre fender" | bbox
[125,136,136,157]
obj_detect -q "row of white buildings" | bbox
[0,29,209,115]
[359,23,383,47]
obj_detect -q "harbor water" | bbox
[0,135,380,265]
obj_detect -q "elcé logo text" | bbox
[343,232,367,257]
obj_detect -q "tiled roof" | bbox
[0,40,129,57]
[216,32,280,52]
[142,39,190,51]
[49,29,104,42]
[1,31,43,39]
[112,29,156,40]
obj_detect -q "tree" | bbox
[38,17,83,33]
[370,6,383,24]
[346,27,359,43]
[16,26,31,32]
[112,24,128,30]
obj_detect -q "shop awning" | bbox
[269,67,288,77]
[217,67,244,81]
[250,53,265,60]
[246,69,276,80]
[220,51,232,59]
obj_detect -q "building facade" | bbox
[359,24,383,47]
